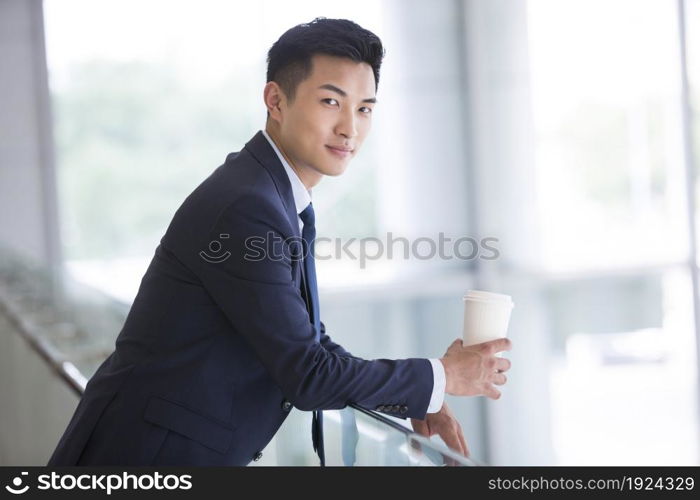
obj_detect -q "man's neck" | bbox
[264,123,322,191]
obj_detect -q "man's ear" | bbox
[264,81,285,123]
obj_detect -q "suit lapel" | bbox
[244,131,304,289]
[244,131,300,239]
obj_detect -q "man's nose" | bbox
[335,108,358,139]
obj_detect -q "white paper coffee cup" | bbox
[462,290,514,347]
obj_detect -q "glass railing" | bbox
[0,247,475,466]
[255,401,476,466]
[0,247,132,384]
[325,404,476,466]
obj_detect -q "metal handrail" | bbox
[0,286,86,397]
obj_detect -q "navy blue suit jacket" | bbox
[47,131,434,466]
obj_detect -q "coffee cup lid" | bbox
[463,290,513,305]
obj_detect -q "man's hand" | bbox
[440,337,512,399]
[411,402,469,458]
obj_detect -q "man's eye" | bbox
[359,106,373,114]
[322,98,339,106]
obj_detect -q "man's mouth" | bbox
[325,145,354,158]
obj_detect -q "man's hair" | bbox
[266,17,385,102]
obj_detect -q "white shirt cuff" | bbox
[426,358,446,413]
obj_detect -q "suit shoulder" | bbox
[184,148,277,212]
[161,149,289,248]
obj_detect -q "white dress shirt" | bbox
[261,129,445,414]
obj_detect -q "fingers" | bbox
[441,428,464,457]
[445,338,463,355]
[411,418,430,437]
[457,426,469,458]
[495,357,511,372]
[492,372,507,385]
[482,337,512,354]
[486,384,502,400]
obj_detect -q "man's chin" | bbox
[317,161,350,177]
[326,165,349,176]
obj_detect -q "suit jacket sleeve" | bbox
[172,179,433,420]
[319,321,360,360]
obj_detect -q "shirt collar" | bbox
[262,129,311,215]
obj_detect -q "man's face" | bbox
[271,54,376,183]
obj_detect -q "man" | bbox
[48,17,511,467]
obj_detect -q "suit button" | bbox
[399,405,408,414]
[392,405,401,413]
[253,451,263,461]
[281,399,292,412]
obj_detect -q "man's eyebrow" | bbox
[318,84,377,103]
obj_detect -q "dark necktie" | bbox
[299,202,324,466]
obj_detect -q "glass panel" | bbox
[528,0,688,273]
[688,0,700,260]
[0,247,127,381]
[262,405,475,466]
[523,0,700,465]
[545,269,699,464]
